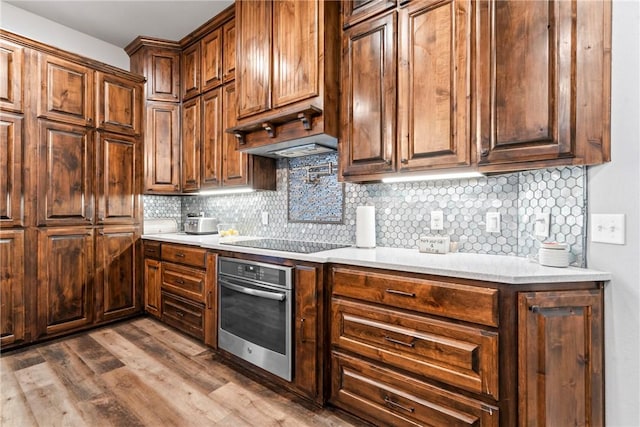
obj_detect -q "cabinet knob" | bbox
[401,158,408,164]
[481,149,489,157]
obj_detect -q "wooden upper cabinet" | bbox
[144,102,181,193]
[37,227,94,338]
[477,0,611,170]
[146,48,180,102]
[0,112,23,227]
[0,229,25,347]
[201,87,223,189]
[201,28,223,92]
[340,12,396,178]
[342,0,396,29]
[272,0,318,108]
[236,0,272,119]
[39,54,94,127]
[222,82,249,187]
[397,0,472,172]
[181,42,201,100]
[96,226,142,322]
[96,132,140,224]
[518,289,604,427]
[37,120,94,226]
[181,97,201,192]
[222,19,236,82]
[96,72,142,136]
[0,40,24,113]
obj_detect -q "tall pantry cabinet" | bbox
[0,30,144,349]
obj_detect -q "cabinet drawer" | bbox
[161,262,206,302]
[143,241,161,259]
[162,243,206,268]
[331,352,499,427]
[161,292,204,340]
[332,298,499,399]
[332,267,499,327]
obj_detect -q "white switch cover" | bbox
[431,211,444,230]
[261,211,269,225]
[591,214,625,244]
[534,212,551,238]
[486,212,501,233]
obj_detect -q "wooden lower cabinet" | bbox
[143,241,162,318]
[0,229,25,348]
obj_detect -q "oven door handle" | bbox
[219,279,286,301]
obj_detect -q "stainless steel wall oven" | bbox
[217,257,293,381]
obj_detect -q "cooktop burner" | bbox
[222,238,351,254]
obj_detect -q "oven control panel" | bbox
[218,257,293,289]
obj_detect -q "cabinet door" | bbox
[37,120,94,226]
[96,132,140,224]
[222,19,236,83]
[0,229,25,347]
[181,97,201,192]
[272,0,318,108]
[204,253,217,348]
[0,112,23,227]
[0,40,24,113]
[222,83,249,187]
[236,0,272,118]
[96,226,142,322]
[145,48,180,101]
[342,0,396,29]
[201,28,223,92]
[201,88,223,189]
[144,257,162,318]
[39,54,94,127]
[397,0,471,171]
[96,72,142,136]
[37,227,94,337]
[340,12,396,178]
[518,289,604,427]
[294,264,320,400]
[144,102,181,193]
[181,43,201,100]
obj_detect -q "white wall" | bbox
[0,2,129,70]
[588,1,640,426]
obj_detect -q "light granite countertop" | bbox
[142,233,611,285]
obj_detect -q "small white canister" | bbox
[538,242,570,267]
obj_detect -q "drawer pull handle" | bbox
[385,289,416,298]
[300,318,306,343]
[384,396,415,413]
[176,311,184,317]
[384,336,415,348]
[176,279,185,285]
[175,253,185,258]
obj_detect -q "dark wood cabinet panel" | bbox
[161,243,207,269]
[96,132,140,224]
[144,255,162,318]
[38,54,94,127]
[201,28,223,92]
[181,97,201,192]
[201,87,223,189]
[96,226,142,322]
[0,229,25,347]
[144,102,181,193]
[518,289,604,427]
[294,264,321,400]
[236,0,272,118]
[397,0,472,171]
[342,0,396,28]
[222,19,236,83]
[146,48,181,101]
[161,262,207,303]
[37,227,94,337]
[340,12,396,177]
[181,42,201,100]
[0,112,23,227]
[0,39,24,113]
[222,82,249,187]
[37,120,94,226]
[96,72,142,136]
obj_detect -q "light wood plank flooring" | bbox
[0,318,366,427]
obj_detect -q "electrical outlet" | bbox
[486,212,501,233]
[591,214,625,244]
[261,211,269,226]
[430,211,444,230]
[534,212,551,238]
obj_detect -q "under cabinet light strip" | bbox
[381,171,484,183]
[198,188,255,196]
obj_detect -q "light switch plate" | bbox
[486,212,501,233]
[431,211,444,230]
[534,212,551,238]
[591,214,625,244]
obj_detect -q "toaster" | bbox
[184,217,219,235]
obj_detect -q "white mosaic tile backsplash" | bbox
[145,153,587,267]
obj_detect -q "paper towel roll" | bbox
[356,206,376,248]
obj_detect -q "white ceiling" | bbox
[4,1,234,48]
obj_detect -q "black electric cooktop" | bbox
[222,238,351,254]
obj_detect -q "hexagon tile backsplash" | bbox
[144,153,587,267]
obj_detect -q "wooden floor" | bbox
[0,318,366,427]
